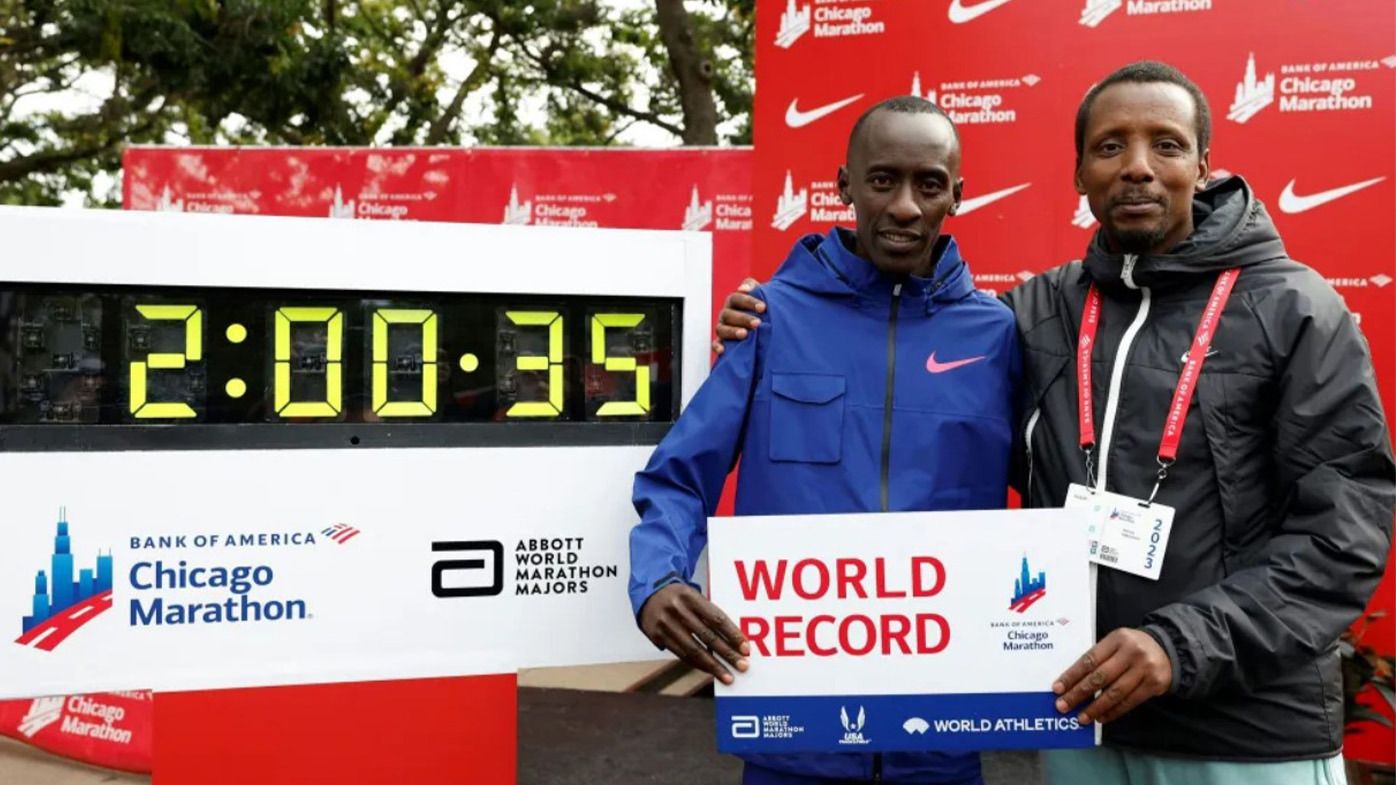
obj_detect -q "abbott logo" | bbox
[775,0,811,48]
[1228,53,1275,124]
[1079,0,1121,27]
[731,715,760,738]
[431,541,504,598]
[771,171,809,231]
[18,696,65,738]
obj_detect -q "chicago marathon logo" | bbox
[1009,555,1046,613]
[16,510,114,652]
[1079,0,1212,28]
[1228,51,1388,124]
[775,0,885,49]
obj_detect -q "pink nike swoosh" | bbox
[926,352,986,373]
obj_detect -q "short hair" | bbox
[847,95,960,159]
[1074,61,1211,163]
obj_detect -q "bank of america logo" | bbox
[322,523,361,544]
[1372,274,1393,288]
[18,697,65,738]
[1009,555,1046,613]
[682,186,713,231]
[771,171,809,231]
[16,510,114,652]
[776,0,811,48]
[1079,0,1122,27]
[1227,53,1274,124]
[503,184,533,224]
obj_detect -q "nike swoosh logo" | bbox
[948,0,1016,24]
[785,94,865,128]
[956,183,1031,215]
[1278,177,1385,214]
[926,352,986,374]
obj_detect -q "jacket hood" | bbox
[773,227,976,309]
[1082,175,1289,291]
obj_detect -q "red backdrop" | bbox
[753,0,1395,763]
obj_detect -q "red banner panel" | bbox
[153,675,516,785]
[754,0,1395,764]
[0,691,152,773]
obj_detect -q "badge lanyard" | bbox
[1076,268,1240,502]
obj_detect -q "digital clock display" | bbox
[0,285,680,436]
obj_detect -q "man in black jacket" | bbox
[716,61,1394,784]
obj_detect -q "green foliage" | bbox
[0,0,753,204]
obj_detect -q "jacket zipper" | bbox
[880,283,902,512]
[1024,408,1042,506]
[873,283,900,784]
[1095,254,1151,491]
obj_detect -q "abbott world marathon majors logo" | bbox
[910,70,1041,126]
[1228,52,1393,124]
[775,0,885,50]
[432,537,621,598]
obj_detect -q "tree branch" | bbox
[426,27,500,145]
[513,39,684,137]
[653,0,717,145]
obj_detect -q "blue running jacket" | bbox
[629,228,1020,783]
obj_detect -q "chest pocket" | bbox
[770,373,846,464]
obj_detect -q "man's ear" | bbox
[949,177,964,215]
[837,165,852,205]
[1196,148,1211,191]
[1074,165,1086,196]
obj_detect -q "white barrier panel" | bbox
[0,207,711,699]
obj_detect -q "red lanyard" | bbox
[1077,268,1240,489]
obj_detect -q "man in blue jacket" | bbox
[628,96,1020,785]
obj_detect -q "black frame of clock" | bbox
[0,283,683,452]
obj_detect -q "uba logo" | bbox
[1009,555,1046,613]
[16,509,114,652]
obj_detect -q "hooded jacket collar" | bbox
[774,227,975,312]
[1082,175,1288,293]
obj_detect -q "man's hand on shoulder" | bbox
[640,583,751,684]
[711,277,765,356]
[1052,628,1172,725]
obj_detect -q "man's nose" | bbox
[1120,142,1155,182]
[887,182,922,222]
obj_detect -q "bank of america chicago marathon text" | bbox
[124,532,326,625]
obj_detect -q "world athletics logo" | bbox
[16,509,114,652]
[1009,555,1046,613]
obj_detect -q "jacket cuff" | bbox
[1141,623,1185,696]
[636,572,703,650]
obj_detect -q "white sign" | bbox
[710,509,1096,752]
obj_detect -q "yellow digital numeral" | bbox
[505,311,563,417]
[592,313,650,416]
[130,304,202,419]
[372,309,438,417]
[274,307,343,417]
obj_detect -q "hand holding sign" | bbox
[640,583,750,685]
[1053,628,1172,725]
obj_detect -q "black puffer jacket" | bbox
[1003,176,1395,759]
